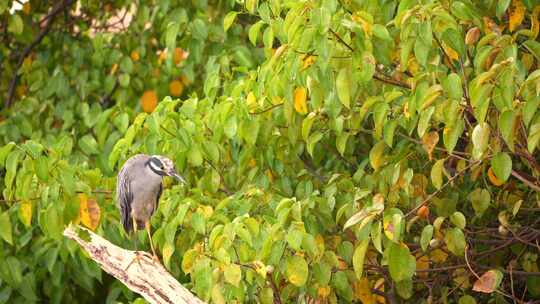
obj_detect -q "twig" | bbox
[511,170,540,192]
[249,103,283,115]
[373,74,411,90]
[329,28,354,52]
[5,0,76,108]
[267,275,282,304]
[405,160,479,217]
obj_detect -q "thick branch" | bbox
[63,225,205,304]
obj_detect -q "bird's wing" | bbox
[117,165,134,233]
[116,154,148,232]
[154,183,163,214]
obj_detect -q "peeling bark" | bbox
[63,225,205,304]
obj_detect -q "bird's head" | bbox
[146,155,186,183]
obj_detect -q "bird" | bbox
[116,154,185,263]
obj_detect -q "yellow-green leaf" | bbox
[224,263,242,287]
[353,239,369,279]
[286,255,309,287]
[336,68,352,108]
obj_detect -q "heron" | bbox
[116,154,185,264]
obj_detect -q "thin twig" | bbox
[249,103,283,115]
[329,28,354,52]
[511,170,540,192]
[373,74,411,90]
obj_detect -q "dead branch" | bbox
[63,225,205,304]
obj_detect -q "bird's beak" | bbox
[168,170,186,184]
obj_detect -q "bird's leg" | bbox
[124,215,144,271]
[145,220,160,263]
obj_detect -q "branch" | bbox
[63,225,205,304]
[249,103,283,115]
[372,73,411,90]
[5,0,76,108]
[511,170,540,192]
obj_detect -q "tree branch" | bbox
[63,225,205,304]
[5,0,76,108]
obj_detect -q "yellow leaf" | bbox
[79,194,101,231]
[169,80,184,97]
[430,248,448,263]
[111,63,118,75]
[317,286,331,298]
[293,87,308,114]
[19,200,32,227]
[509,0,526,32]
[488,167,504,186]
[141,90,158,113]
[415,254,430,279]
[442,43,459,61]
[302,55,316,70]
[354,277,375,304]
[130,50,140,62]
[422,131,439,160]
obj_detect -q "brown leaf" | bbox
[79,194,101,231]
[422,131,439,160]
[473,270,503,293]
[465,27,480,45]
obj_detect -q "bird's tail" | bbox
[122,211,133,233]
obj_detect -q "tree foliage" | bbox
[1,0,540,303]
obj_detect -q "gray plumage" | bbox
[116,154,183,233]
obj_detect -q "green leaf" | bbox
[418,106,435,138]
[224,264,242,287]
[442,28,466,59]
[445,227,466,256]
[528,123,540,153]
[249,21,264,46]
[307,131,323,157]
[0,142,16,166]
[79,135,99,155]
[285,255,309,287]
[496,0,511,17]
[388,242,415,282]
[373,24,392,41]
[450,212,466,229]
[469,188,491,216]
[420,225,433,252]
[499,110,516,151]
[0,212,13,245]
[352,239,369,279]
[336,132,349,156]
[431,159,445,190]
[223,12,239,32]
[224,116,238,139]
[8,14,23,35]
[395,279,413,299]
[444,73,463,100]
[302,112,316,142]
[34,156,49,182]
[336,68,352,108]
[491,152,512,182]
[444,119,464,154]
[459,295,477,304]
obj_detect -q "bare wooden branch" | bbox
[63,225,205,304]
